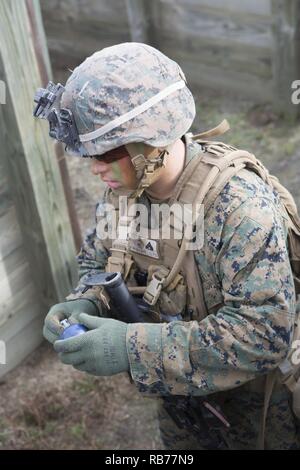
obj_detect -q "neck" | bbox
[146,139,185,200]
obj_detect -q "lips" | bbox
[100,175,122,189]
[105,180,122,189]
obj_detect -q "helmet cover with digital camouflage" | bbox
[33,42,196,195]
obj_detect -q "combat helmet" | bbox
[33,42,196,196]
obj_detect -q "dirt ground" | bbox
[0,89,299,449]
[0,343,162,449]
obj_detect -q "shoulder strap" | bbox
[144,129,299,314]
[144,141,262,305]
[191,119,230,140]
[163,147,263,288]
[105,193,136,280]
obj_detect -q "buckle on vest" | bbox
[131,153,147,171]
[143,267,169,306]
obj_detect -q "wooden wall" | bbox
[0,159,43,375]
[40,0,300,114]
[151,0,273,100]
[41,0,130,83]
[0,0,78,377]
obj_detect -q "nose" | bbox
[91,158,109,176]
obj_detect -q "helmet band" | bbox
[79,80,186,143]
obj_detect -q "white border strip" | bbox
[79,80,186,143]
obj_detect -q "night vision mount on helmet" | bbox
[34,81,81,153]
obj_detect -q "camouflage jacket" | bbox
[68,137,296,398]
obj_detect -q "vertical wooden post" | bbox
[0,0,78,307]
[125,0,156,45]
[26,0,82,252]
[271,0,300,117]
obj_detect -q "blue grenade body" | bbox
[59,319,87,340]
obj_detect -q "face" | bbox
[90,146,139,190]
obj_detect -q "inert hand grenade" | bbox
[59,319,87,340]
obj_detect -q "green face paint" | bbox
[109,156,139,190]
[111,160,122,181]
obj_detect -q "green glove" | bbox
[53,313,129,376]
[43,299,99,344]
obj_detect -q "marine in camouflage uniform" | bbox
[35,43,300,449]
[71,141,299,450]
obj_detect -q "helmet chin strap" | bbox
[125,142,171,199]
[106,142,172,280]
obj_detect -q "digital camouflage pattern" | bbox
[157,383,300,450]
[127,174,295,395]
[67,138,299,449]
[61,43,195,157]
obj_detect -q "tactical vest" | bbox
[96,121,300,448]
[98,126,300,322]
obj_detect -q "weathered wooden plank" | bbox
[0,284,38,329]
[0,256,33,325]
[0,1,78,311]
[0,244,28,279]
[0,207,23,262]
[0,277,37,329]
[40,0,275,105]
[0,177,13,219]
[152,0,273,40]
[27,0,52,83]
[179,59,273,101]
[0,310,44,378]
[0,246,42,376]
[26,0,82,252]
[0,294,40,343]
[41,0,127,23]
[152,2,272,49]
[40,0,298,114]
[44,31,130,84]
[159,0,272,17]
[157,34,272,80]
[40,0,130,81]
[0,241,39,317]
[0,158,13,219]
[271,0,300,117]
